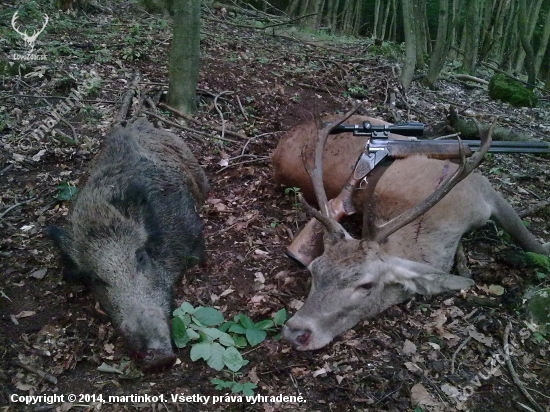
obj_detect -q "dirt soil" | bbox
[1,3,549,412]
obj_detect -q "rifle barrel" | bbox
[369,139,550,154]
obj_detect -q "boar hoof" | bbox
[140,350,177,372]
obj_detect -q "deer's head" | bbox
[282,107,494,350]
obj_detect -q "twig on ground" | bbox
[214,91,233,141]
[115,73,141,125]
[451,336,472,373]
[215,156,270,174]
[0,197,38,220]
[434,133,461,140]
[14,360,57,384]
[159,103,248,140]
[503,322,544,412]
[518,201,549,218]
[235,95,248,120]
[142,110,237,144]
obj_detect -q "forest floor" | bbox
[1,2,549,412]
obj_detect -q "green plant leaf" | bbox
[254,319,274,330]
[173,302,195,317]
[232,334,248,348]
[229,324,247,334]
[190,342,212,362]
[171,316,190,348]
[273,308,287,326]
[187,328,200,340]
[235,314,254,329]
[239,382,257,397]
[223,346,249,372]
[55,183,78,201]
[207,342,226,371]
[194,307,224,326]
[218,321,235,333]
[246,329,267,347]
[210,378,234,390]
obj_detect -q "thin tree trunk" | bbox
[413,0,426,69]
[517,0,537,87]
[534,6,550,79]
[381,0,392,40]
[389,0,397,41]
[374,0,381,38]
[401,0,417,91]
[514,0,542,73]
[167,0,201,115]
[422,0,451,88]
[462,0,482,73]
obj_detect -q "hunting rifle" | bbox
[286,121,550,266]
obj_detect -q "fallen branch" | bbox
[14,360,58,384]
[503,323,544,412]
[142,110,237,144]
[451,336,471,373]
[454,74,489,85]
[114,73,141,125]
[158,103,248,140]
[518,201,549,218]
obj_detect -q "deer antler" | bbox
[299,103,362,236]
[11,11,49,50]
[368,118,497,243]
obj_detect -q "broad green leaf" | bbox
[223,346,248,372]
[246,329,267,347]
[217,331,235,347]
[186,328,200,340]
[235,314,254,329]
[229,324,247,334]
[210,378,234,390]
[232,334,248,348]
[202,327,223,340]
[171,316,190,348]
[254,319,274,330]
[273,308,287,326]
[218,321,235,333]
[194,307,225,326]
[190,342,212,362]
[207,342,226,371]
[56,183,78,201]
[173,302,195,317]
[240,382,257,397]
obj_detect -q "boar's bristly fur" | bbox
[47,119,208,371]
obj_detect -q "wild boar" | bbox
[48,118,208,370]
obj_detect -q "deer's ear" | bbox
[384,257,474,295]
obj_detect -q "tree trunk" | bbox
[422,0,451,88]
[401,0,417,91]
[167,0,201,115]
[517,0,537,88]
[372,0,382,39]
[534,6,550,80]
[461,0,482,73]
[389,0,397,41]
[514,0,542,73]
[413,0,426,69]
[381,0,392,40]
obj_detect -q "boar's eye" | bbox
[358,282,374,291]
[136,248,149,269]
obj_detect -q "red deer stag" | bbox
[273,109,549,351]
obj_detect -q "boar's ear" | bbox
[384,256,475,295]
[45,226,82,282]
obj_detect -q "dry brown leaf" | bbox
[402,339,417,355]
[410,383,440,407]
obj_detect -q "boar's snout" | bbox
[282,324,312,350]
[119,305,176,370]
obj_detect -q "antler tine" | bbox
[302,103,362,234]
[372,118,497,243]
[11,11,24,37]
[308,103,362,215]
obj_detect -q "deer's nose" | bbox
[282,325,312,348]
